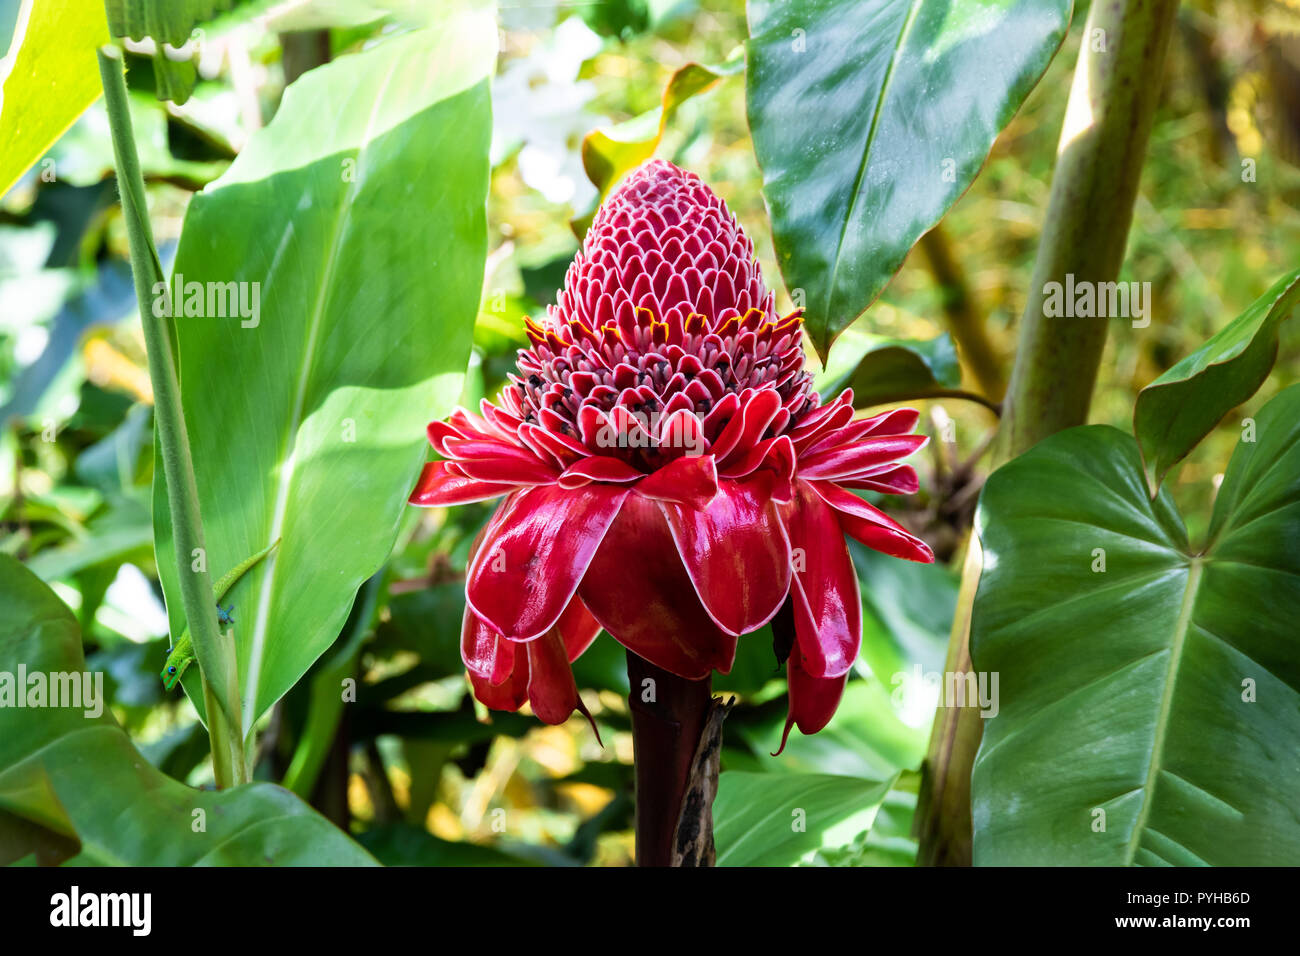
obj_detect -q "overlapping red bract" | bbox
[411,160,933,749]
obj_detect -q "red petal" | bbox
[810,480,934,563]
[719,434,795,504]
[442,436,539,463]
[461,608,516,684]
[467,484,629,641]
[634,453,718,508]
[523,421,588,462]
[449,406,518,444]
[803,406,921,455]
[858,406,920,437]
[454,456,560,485]
[464,511,595,727]
[777,652,848,753]
[557,595,601,660]
[701,391,741,442]
[764,435,796,503]
[838,464,920,495]
[526,627,581,724]
[657,408,706,458]
[789,391,853,450]
[712,387,781,464]
[515,425,566,471]
[798,434,927,480]
[577,404,614,448]
[659,476,792,635]
[558,456,644,488]
[467,486,629,642]
[785,481,861,679]
[428,419,471,456]
[578,494,736,679]
[410,461,514,507]
[481,400,527,438]
[469,643,529,712]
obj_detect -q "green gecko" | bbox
[160,538,281,691]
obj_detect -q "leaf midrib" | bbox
[1123,555,1205,864]
[823,0,922,338]
[241,60,401,731]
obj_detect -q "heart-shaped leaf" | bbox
[0,554,376,865]
[153,18,495,734]
[1134,267,1300,494]
[746,0,1071,358]
[971,385,1300,865]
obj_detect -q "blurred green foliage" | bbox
[2,0,1298,866]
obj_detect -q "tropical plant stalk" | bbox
[625,650,715,867]
[96,46,248,787]
[915,0,1180,865]
[998,0,1181,453]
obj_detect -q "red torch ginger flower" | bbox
[411,160,933,748]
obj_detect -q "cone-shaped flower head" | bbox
[412,160,933,747]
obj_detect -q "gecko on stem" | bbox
[161,538,280,691]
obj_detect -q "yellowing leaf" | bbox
[0,0,109,199]
[572,51,743,236]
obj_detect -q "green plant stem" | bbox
[998,0,1180,454]
[203,678,239,785]
[915,0,1180,866]
[97,45,247,787]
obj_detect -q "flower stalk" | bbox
[626,650,718,866]
[96,45,247,787]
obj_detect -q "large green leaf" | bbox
[714,770,896,866]
[971,386,1300,865]
[1134,268,1300,493]
[746,0,1071,358]
[0,554,376,865]
[805,770,920,866]
[0,0,108,199]
[154,19,494,735]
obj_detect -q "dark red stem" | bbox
[625,650,714,867]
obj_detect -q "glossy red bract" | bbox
[411,160,933,748]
